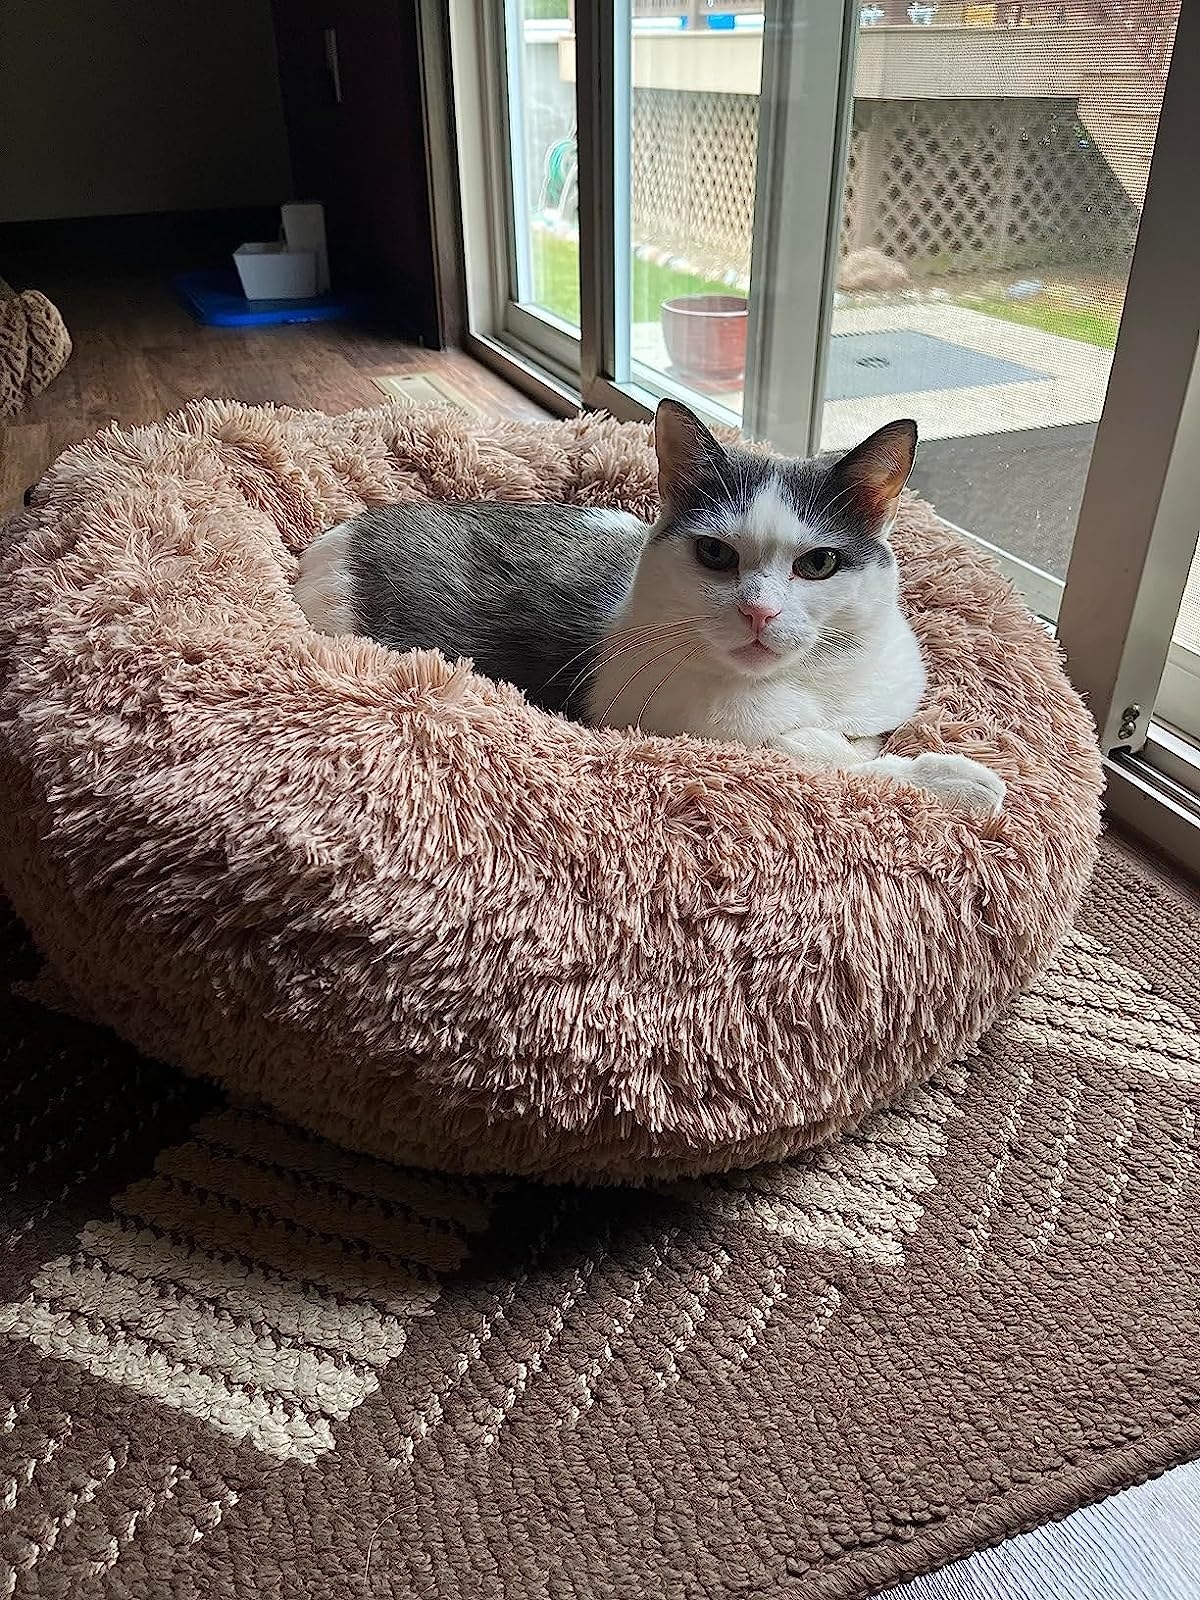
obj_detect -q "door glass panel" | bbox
[817,4,1181,617]
[1156,532,1200,744]
[617,0,765,418]
[504,0,580,329]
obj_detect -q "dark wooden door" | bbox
[271,0,444,345]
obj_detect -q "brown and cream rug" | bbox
[2,834,1198,1598]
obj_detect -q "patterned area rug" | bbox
[2,835,1198,1599]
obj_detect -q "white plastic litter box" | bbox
[233,243,318,301]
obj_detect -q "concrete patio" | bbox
[631,298,1113,453]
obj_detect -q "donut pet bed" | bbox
[0,401,1103,1182]
[0,276,72,420]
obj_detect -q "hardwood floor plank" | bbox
[0,420,51,512]
[0,270,547,517]
[902,1461,1200,1599]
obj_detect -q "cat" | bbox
[294,400,1005,816]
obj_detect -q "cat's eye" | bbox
[694,536,739,573]
[793,548,841,580]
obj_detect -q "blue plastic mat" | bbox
[826,328,1046,402]
[173,269,359,328]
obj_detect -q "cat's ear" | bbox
[827,419,917,533]
[653,399,729,515]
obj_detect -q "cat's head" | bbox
[636,400,916,679]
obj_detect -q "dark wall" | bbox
[272,0,443,345]
[0,0,291,224]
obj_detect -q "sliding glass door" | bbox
[809,6,1182,627]
[447,0,1198,867]
[1161,554,1200,745]
[502,0,581,334]
[450,0,584,387]
[613,1,764,420]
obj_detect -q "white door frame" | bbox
[1055,0,1200,761]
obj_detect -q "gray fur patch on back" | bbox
[338,501,647,714]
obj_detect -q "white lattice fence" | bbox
[839,132,866,263]
[845,98,1138,274]
[631,88,759,279]
[630,90,1139,280]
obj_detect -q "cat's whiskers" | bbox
[635,645,705,728]
[598,634,700,728]
[543,615,704,693]
[806,638,860,666]
[563,620,704,697]
[560,618,706,703]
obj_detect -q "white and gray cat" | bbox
[295,400,1005,815]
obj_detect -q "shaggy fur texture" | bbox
[0,401,1103,1182]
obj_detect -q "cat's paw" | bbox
[908,752,1006,817]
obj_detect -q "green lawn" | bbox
[531,230,742,327]
[958,293,1121,350]
[531,230,1120,352]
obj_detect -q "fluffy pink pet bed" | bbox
[0,401,1103,1182]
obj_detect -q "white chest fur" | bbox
[588,608,927,747]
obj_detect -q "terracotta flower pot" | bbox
[660,294,748,386]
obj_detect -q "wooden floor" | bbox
[905,1464,1199,1599]
[0,269,547,519]
[1,269,1196,1598]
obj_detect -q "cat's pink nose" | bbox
[739,600,781,633]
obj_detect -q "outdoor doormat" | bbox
[2,834,1198,1599]
[372,372,481,413]
[823,328,1047,403]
